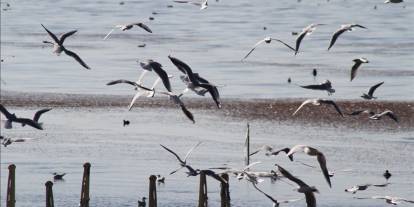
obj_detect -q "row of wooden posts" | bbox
[5,163,231,207]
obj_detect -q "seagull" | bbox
[160,142,202,175]
[41,24,90,69]
[292,99,344,117]
[139,59,172,92]
[1,137,34,147]
[328,24,367,50]
[361,82,384,100]
[138,197,147,207]
[276,165,319,207]
[173,0,208,10]
[128,77,173,111]
[241,37,295,60]
[1,104,50,130]
[168,55,221,108]
[356,196,414,205]
[52,173,66,180]
[251,182,302,207]
[287,145,332,188]
[300,80,335,95]
[384,0,403,3]
[295,23,324,55]
[350,58,369,81]
[179,75,209,96]
[103,22,152,40]
[249,145,294,161]
[383,170,392,181]
[158,91,195,123]
[156,175,165,183]
[211,162,264,184]
[345,183,389,194]
[369,110,398,122]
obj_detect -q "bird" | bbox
[361,82,384,100]
[345,183,389,194]
[156,175,165,183]
[123,120,130,127]
[295,23,324,55]
[384,0,403,3]
[347,109,375,116]
[160,142,202,175]
[52,173,66,180]
[295,160,353,177]
[168,55,221,108]
[241,37,295,60]
[103,22,152,40]
[1,137,34,147]
[139,59,172,92]
[300,80,335,95]
[1,104,50,130]
[158,91,195,123]
[350,58,369,81]
[292,99,344,117]
[128,77,172,111]
[287,145,332,188]
[251,182,302,207]
[276,164,319,207]
[106,79,154,91]
[41,24,90,69]
[356,196,414,205]
[173,0,208,10]
[369,110,398,122]
[328,24,367,50]
[287,77,292,84]
[312,69,317,81]
[383,170,392,181]
[249,145,294,161]
[138,197,147,207]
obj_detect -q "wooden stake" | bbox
[80,162,91,207]
[7,164,16,207]
[148,175,157,207]
[45,181,54,207]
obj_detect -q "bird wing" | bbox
[350,61,362,81]
[328,28,347,50]
[320,100,344,117]
[41,24,60,44]
[63,48,90,69]
[274,39,296,51]
[286,145,306,156]
[317,153,332,188]
[160,144,185,164]
[180,104,195,123]
[183,141,202,162]
[348,110,368,116]
[151,78,162,89]
[271,148,293,161]
[59,30,77,45]
[128,91,146,111]
[305,191,317,207]
[351,24,367,29]
[243,161,261,171]
[295,31,307,55]
[134,23,152,33]
[368,82,384,97]
[103,28,116,40]
[0,104,15,119]
[300,84,326,90]
[14,118,43,130]
[242,38,267,60]
[150,61,172,92]
[384,110,398,122]
[292,99,315,116]
[106,79,139,87]
[198,83,221,108]
[168,55,198,83]
[249,145,273,156]
[251,182,279,204]
[33,108,52,123]
[372,183,388,187]
[277,165,308,187]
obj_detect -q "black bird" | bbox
[123,120,130,127]
[383,170,392,181]
[1,104,50,130]
[156,175,165,183]
[328,24,367,50]
[300,80,335,95]
[361,82,384,100]
[53,173,66,180]
[288,77,292,83]
[312,68,317,80]
[41,24,90,69]
[138,197,146,207]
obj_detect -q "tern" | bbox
[295,23,324,55]
[328,24,367,50]
[300,80,335,95]
[241,37,295,60]
[345,183,389,194]
[249,145,293,161]
[1,104,51,130]
[173,0,208,10]
[41,24,90,69]
[287,145,332,188]
[361,82,384,100]
[160,142,202,174]
[103,22,152,40]
[350,58,369,81]
[292,99,344,117]
[251,182,302,207]
[369,110,398,122]
[356,196,414,205]
[276,165,319,207]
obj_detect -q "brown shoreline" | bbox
[1,91,413,130]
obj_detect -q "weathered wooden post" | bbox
[198,171,208,207]
[220,174,230,207]
[244,123,250,167]
[79,162,91,207]
[148,175,157,207]
[7,164,16,207]
[45,181,54,207]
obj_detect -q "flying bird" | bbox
[356,196,414,205]
[350,58,369,81]
[156,175,165,183]
[361,82,384,100]
[295,23,324,55]
[384,0,403,3]
[251,182,302,207]
[103,22,152,40]
[383,170,392,181]
[139,59,172,92]
[241,37,295,60]
[1,104,50,130]
[159,91,195,123]
[328,24,367,50]
[1,137,35,147]
[345,183,389,194]
[173,0,208,10]
[52,173,66,180]
[347,109,375,116]
[292,99,344,117]
[300,80,335,95]
[160,142,202,175]
[369,110,398,122]
[41,24,90,69]
[287,145,332,188]
[249,145,293,161]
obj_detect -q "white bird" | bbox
[328,24,367,50]
[173,0,208,10]
[251,182,302,207]
[249,145,294,161]
[369,110,398,122]
[350,58,369,81]
[103,22,152,40]
[356,195,414,205]
[295,24,324,55]
[287,145,332,188]
[241,37,295,60]
[292,99,344,117]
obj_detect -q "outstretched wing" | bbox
[41,24,59,44]
[103,28,116,40]
[317,153,332,188]
[183,141,202,162]
[63,48,90,69]
[59,30,77,45]
[0,104,15,119]
[321,100,344,117]
[251,182,279,204]
[328,28,347,50]
[242,38,266,60]
[160,144,185,164]
[14,118,43,130]
[292,99,315,116]
[350,61,362,81]
[180,104,195,123]
[368,82,384,97]
[33,108,52,123]
[134,22,152,33]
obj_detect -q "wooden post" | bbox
[148,175,157,207]
[220,174,230,207]
[45,181,54,207]
[7,164,16,207]
[80,162,91,207]
[198,171,208,207]
[244,123,250,167]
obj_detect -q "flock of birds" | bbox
[0,0,411,206]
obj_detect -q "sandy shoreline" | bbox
[1,90,413,130]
